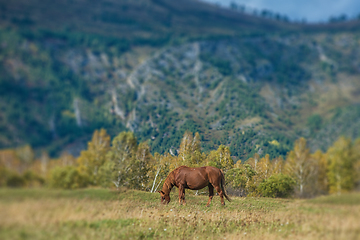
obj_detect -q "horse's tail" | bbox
[220,169,231,202]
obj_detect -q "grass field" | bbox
[0,188,360,240]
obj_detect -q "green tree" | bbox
[226,162,256,196]
[307,114,322,132]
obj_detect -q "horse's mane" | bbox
[163,173,173,190]
[163,166,186,192]
[160,170,172,193]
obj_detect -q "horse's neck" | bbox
[162,173,175,194]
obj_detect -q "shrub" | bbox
[23,170,45,187]
[0,166,25,188]
[257,174,295,198]
[0,166,11,187]
[49,166,89,189]
[6,173,26,188]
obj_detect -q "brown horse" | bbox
[158,166,231,206]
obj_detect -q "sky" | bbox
[202,0,360,22]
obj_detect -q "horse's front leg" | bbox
[178,185,186,205]
[178,185,185,205]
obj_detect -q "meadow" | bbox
[1,188,360,240]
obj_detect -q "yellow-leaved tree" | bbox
[311,150,328,195]
[206,145,234,173]
[285,137,318,197]
[15,145,35,173]
[256,154,272,180]
[134,141,154,190]
[326,137,356,194]
[271,156,284,175]
[243,154,275,196]
[177,131,204,168]
[100,131,138,189]
[77,129,110,185]
[148,152,172,192]
[354,138,360,189]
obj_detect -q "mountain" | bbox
[1,0,360,160]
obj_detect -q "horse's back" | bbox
[174,166,222,189]
[173,166,209,190]
[176,166,221,176]
[202,166,222,184]
[203,166,221,175]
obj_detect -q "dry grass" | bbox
[0,189,360,240]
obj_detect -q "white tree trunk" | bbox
[151,166,161,192]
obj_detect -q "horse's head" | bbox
[159,190,170,204]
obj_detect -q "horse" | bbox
[158,166,231,206]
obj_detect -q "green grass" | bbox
[1,188,360,239]
[0,188,120,202]
[308,192,360,205]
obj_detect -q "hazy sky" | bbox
[202,0,360,22]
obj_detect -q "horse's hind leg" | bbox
[206,184,214,207]
[182,188,186,205]
[214,185,225,206]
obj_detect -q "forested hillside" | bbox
[1,0,360,160]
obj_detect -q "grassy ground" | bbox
[0,188,360,240]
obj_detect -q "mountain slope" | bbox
[0,0,360,159]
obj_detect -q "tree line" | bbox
[1,129,359,198]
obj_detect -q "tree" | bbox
[354,138,360,189]
[257,154,272,180]
[242,154,276,196]
[105,131,138,189]
[77,129,110,185]
[307,114,322,132]
[271,156,284,175]
[327,137,356,194]
[226,161,256,196]
[149,152,172,192]
[207,145,234,172]
[15,145,35,166]
[312,150,328,194]
[285,138,318,197]
[246,153,260,172]
[177,131,204,168]
[133,141,153,190]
